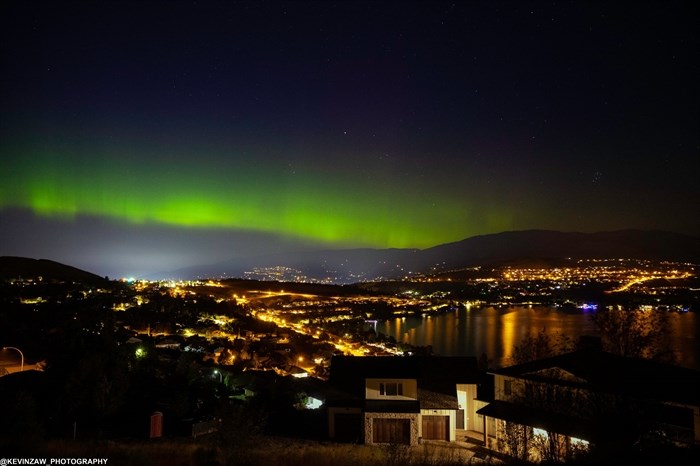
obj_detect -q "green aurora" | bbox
[1,143,514,249]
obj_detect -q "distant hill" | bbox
[160,229,700,283]
[158,247,423,283]
[420,229,700,270]
[0,256,109,286]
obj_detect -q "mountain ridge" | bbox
[3,230,698,284]
[160,229,700,283]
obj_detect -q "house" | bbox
[325,355,491,445]
[288,365,309,378]
[154,337,182,350]
[476,347,700,463]
[124,336,143,345]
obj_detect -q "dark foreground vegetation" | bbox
[0,436,491,466]
[2,434,698,466]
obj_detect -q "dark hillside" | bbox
[0,256,109,286]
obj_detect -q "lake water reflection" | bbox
[378,305,700,370]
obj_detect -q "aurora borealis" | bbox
[1,1,698,278]
[1,140,488,248]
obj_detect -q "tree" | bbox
[500,329,587,463]
[499,421,530,462]
[0,389,45,454]
[591,307,675,363]
[218,347,234,365]
[511,327,575,365]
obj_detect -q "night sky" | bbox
[1,0,698,278]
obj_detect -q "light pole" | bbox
[213,369,222,383]
[2,346,24,372]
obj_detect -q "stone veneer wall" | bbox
[364,412,419,445]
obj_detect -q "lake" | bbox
[378,305,700,370]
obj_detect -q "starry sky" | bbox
[1,0,698,278]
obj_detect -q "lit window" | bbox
[571,437,589,447]
[379,382,403,396]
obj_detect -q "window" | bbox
[504,379,512,396]
[379,382,403,396]
[570,437,590,447]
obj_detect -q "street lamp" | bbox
[213,369,222,383]
[2,346,24,372]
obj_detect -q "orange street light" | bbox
[2,346,24,372]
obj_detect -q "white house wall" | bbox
[472,399,489,433]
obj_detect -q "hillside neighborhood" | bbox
[1,257,699,464]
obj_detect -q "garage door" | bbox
[372,418,411,444]
[422,415,449,440]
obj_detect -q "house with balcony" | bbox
[325,355,491,445]
[476,347,700,463]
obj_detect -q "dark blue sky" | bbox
[1,0,698,278]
